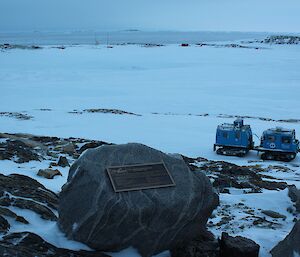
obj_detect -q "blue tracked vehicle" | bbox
[214,119,299,161]
[254,127,299,162]
[214,119,254,157]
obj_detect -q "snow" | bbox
[5,206,91,250]
[1,41,300,256]
[0,159,69,193]
[210,189,296,257]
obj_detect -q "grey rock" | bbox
[13,198,57,221]
[59,143,218,257]
[219,232,259,257]
[271,220,300,257]
[288,185,300,212]
[58,156,70,167]
[0,173,58,221]
[184,160,288,192]
[37,168,62,179]
[0,232,111,257]
[264,35,300,45]
[0,207,29,224]
[0,173,58,210]
[83,108,141,116]
[0,139,41,163]
[78,141,111,154]
[171,231,219,257]
[0,215,10,233]
[62,143,76,155]
[261,210,287,219]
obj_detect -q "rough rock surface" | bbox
[219,232,260,257]
[288,185,300,212]
[59,143,218,257]
[261,210,286,219]
[58,156,70,167]
[0,206,29,224]
[0,232,111,257]
[0,215,10,233]
[37,168,62,179]
[271,220,300,257]
[78,141,111,154]
[0,139,41,163]
[0,173,58,221]
[171,232,219,257]
[183,158,288,193]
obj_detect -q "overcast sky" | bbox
[0,0,299,32]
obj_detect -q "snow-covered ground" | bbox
[1,41,300,257]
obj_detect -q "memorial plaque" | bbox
[107,162,176,192]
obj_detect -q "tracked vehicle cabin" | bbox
[214,118,253,157]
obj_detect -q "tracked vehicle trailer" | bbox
[254,127,299,162]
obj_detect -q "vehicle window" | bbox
[267,135,276,142]
[223,132,228,138]
[235,132,240,139]
[282,137,291,144]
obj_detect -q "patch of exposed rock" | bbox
[183,158,288,193]
[244,35,300,45]
[37,168,62,179]
[69,108,141,116]
[271,220,300,257]
[288,185,300,212]
[0,111,33,120]
[261,210,286,219]
[0,139,41,163]
[0,215,10,233]
[0,132,111,162]
[57,156,70,167]
[84,108,141,116]
[0,232,111,257]
[220,232,259,257]
[0,173,58,222]
[0,206,28,224]
[171,232,260,257]
[264,35,300,44]
[0,44,42,50]
[171,232,219,257]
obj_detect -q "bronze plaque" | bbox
[107,162,175,192]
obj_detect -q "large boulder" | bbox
[271,220,300,257]
[58,143,218,257]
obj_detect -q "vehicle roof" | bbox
[217,123,251,131]
[263,127,295,136]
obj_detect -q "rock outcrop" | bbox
[0,232,111,257]
[170,231,219,257]
[37,168,62,179]
[271,220,300,257]
[288,185,300,212]
[183,158,288,193]
[219,232,260,257]
[58,156,70,167]
[59,143,218,257]
[171,232,260,257]
[0,174,58,222]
